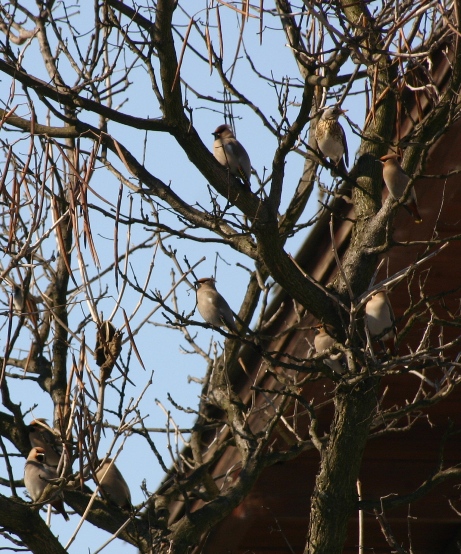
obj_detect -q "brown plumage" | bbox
[315,106,349,173]
[28,419,63,468]
[380,154,422,223]
[365,291,397,355]
[24,447,69,521]
[212,124,251,187]
[313,324,345,374]
[94,459,131,510]
[195,277,238,334]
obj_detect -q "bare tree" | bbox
[0,1,460,553]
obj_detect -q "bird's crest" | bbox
[212,124,232,137]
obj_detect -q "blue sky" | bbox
[0,2,364,551]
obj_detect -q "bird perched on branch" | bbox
[315,106,349,173]
[314,324,345,374]
[94,459,131,510]
[24,447,69,521]
[13,285,25,312]
[195,277,239,334]
[379,154,422,223]
[28,419,63,468]
[212,124,252,187]
[365,291,397,355]
[13,285,42,328]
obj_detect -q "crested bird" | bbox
[365,291,397,355]
[212,124,252,187]
[195,277,239,334]
[314,324,345,374]
[28,419,63,468]
[380,154,422,223]
[315,106,349,173]
[94,459,131,510]
[24,447,69,521]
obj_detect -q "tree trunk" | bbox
[306,376,379,553]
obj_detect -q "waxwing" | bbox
[212,124,252,187]
[195,277,238,334]
[24,447,69,521]
[28,419,63,468]
[94,459,131,510]
[314,324,345,374]
[365,291,397,355]
[380,154,422,223]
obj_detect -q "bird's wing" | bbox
[218,299,238,333]
[385,296,397,335]
[226,142,251,184]
[340,124,349,167]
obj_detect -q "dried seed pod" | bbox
[94,321,123,380]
